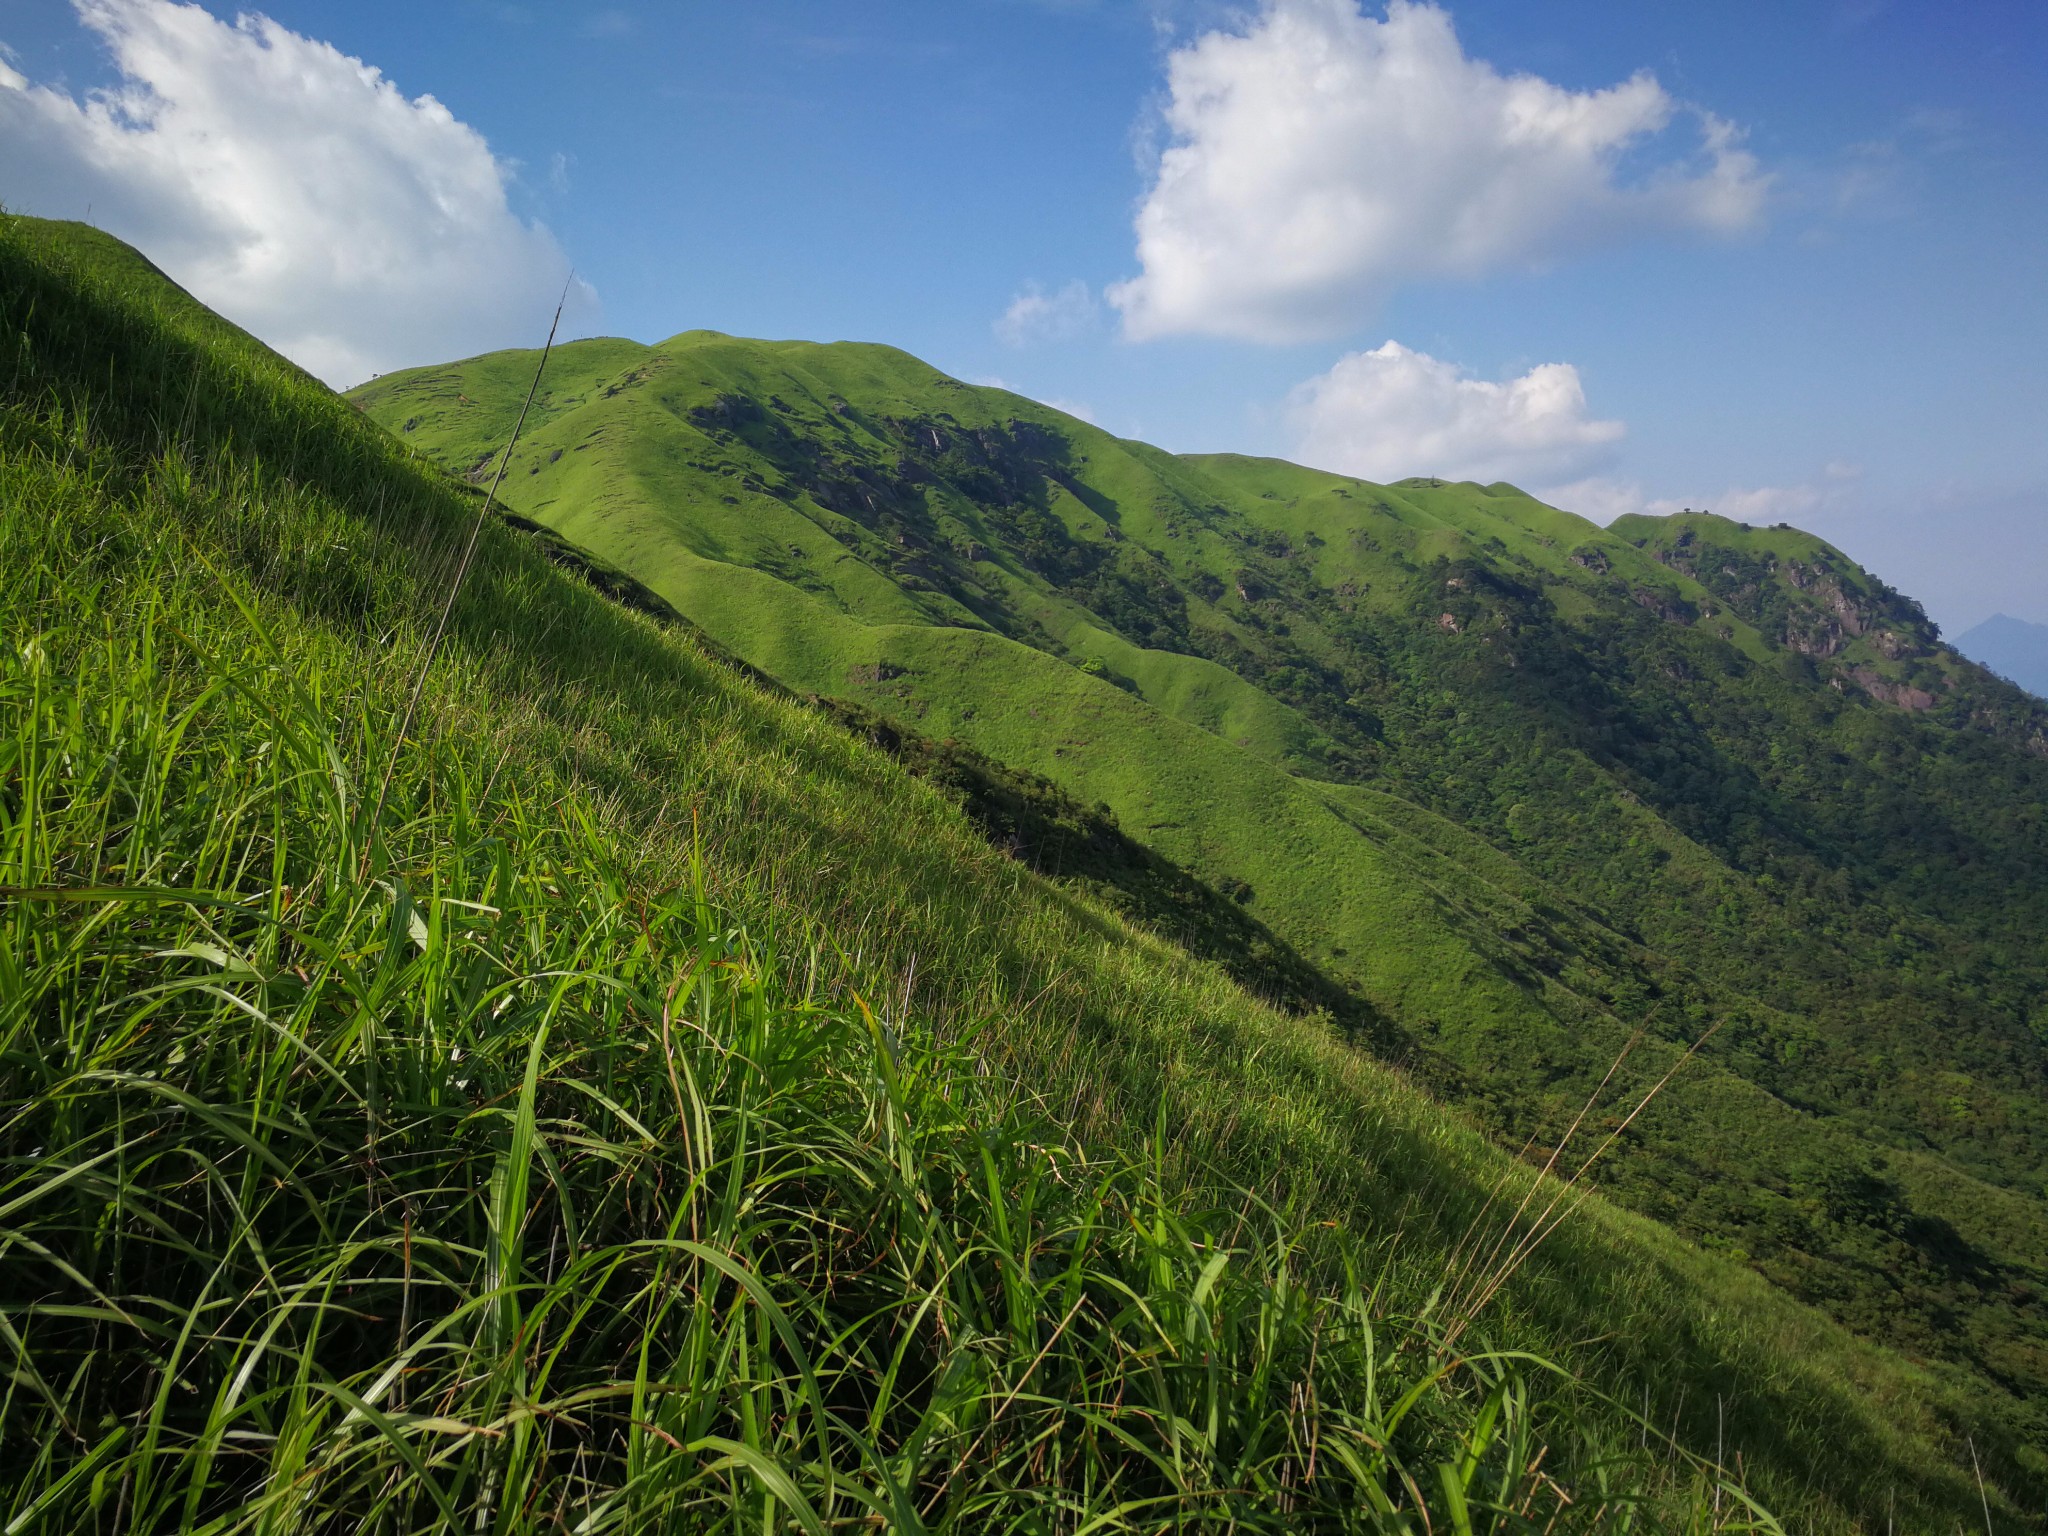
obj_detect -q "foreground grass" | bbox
[353,308,2048,1434]
[0,213,2032,1530]
[1,561,1762,1532]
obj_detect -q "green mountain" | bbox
[3,210,2041,1531]
[354,329,2048,1478]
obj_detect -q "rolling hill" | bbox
[354,328,2048,1480]
[3,210,2043,1530]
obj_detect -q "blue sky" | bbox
[3,0,2043,632]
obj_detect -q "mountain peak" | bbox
[1957,611,2048,699]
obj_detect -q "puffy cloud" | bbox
[1541,476,1835,527]
[0,0,594,386]
[995,279,1101,346]
[1540,475,1875,540]
[1538,476,1660,524]
[1288,341,1624,485]
[1110,0,1767,343]
[1707,483,1827,524]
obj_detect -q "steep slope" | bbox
[1957,612,2048,700]
[9,212,2046,1533]
[356,330,2048,1457]
[19,213,2040,1536]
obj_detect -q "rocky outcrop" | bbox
[1785,616,1850,659]
[1631,587,1698,624]
[1568,545,1610,574]
[1850,666,1937,711]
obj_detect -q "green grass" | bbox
[2,587,1711,1533]
[351,304,2048,1470]
[3,213,2042,1531]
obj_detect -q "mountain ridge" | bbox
[353,325,2048,1445]
[16,214,2048,1536]
[8,211,2044,1528]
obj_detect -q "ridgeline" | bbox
[2,213,2041,1532]
[356,325,2048,1465]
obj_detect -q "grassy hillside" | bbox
[5,219,2042,1530]
[354,328,2048,1455]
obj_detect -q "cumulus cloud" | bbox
[1541,475,1841,527]
[0,0,595,386]
[1110,0,1767,343]
[1536,476,1657,524]
[1288,342,1624,485]
[995,279,1101,346]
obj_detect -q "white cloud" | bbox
[1037,396,1098,424]
[1711,483,1826,524]
[1110,0,1767,343]
[0,0,595,386]
[1539,476,1658,524]
[1540,476,1832,527]
[1288,341,1624,485]
[995,279,1101,346]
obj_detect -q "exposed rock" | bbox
[1823,581,1867,637]
[1630,588,1698,624]
[1850,666,1936,711]
[689,393,763,430]
[1786,619,1848,660]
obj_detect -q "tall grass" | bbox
[0,488,1770,1533]
[1,212,2033,1531]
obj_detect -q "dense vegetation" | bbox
[1,213,2037,1530]
[357,324,2048,1507]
